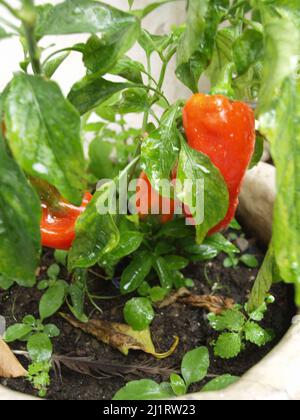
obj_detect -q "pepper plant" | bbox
[0,0,299,397]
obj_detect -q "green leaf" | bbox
[99,225,144,277]
[113,379,174,400]
[202,375,239,392]
[157,218,194,239]
[248,246,280,312]
[0,274,15,290]
[47,264,60,280]
[110,56,144,84]
[0,102,41,285]
[258,78,300,303]
[82,9,140,75]
[39,281,66,320]
[4,324,33,343]
[249,134,264,169]
[141,103,181,193]
[149,286,168,303]
[170,373,187,396]
[176,0,222,92]
[175,140,229,244]
[0,26,12,40]
[68,269,88,323]
[154,257,173,290]
[163,255,189,271]
[44,52,70,79]
[88,137,118,180]
[244,322,274,347]
[257,5,300,115]
[182,237,219,260]
[208,310,245,333]
[27,333,52,363]
[233,29,263,75]
[136,0,178,19]
[124,298,155,331]
[112,88,150,115]
[181,347,210,388]
[54,250,68,267]
[120,251,153,294]
[205,233,240,256]
[43,324,60,338]
[214,333,242,359]
[68,183,120,270]
[240,254,259,268]
[5,73,85,205]
[36,0,139,37]
[68,74,131,115]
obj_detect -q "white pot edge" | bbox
[1,163,298,401]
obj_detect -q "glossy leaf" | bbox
[99,223,144,278]
[259,78,300,304]
[0,100,41,285]
[170,373,187,396]
[112,88,150,115]
[154,257,173,290]
[82,9,140,75]
[257,5,299,115]
[44,52,70,79]
[113,379,174,400]
[248,246,280,312]
[141,103,181,193]
[120,251,153,294]
[176,0,222,92]
[68,269,88,323]
[68,74,130,115]
[124,297,155,331]
[5,73,85,204]
[4,324,33,343]
[175,140,229,244]
[110,56,144,84]
[68,183,120,270]
[27,333,52,363]
[0,275,15,291]
[39,281,67,320]
[214,333,242,359]
[36,0,139,37]
[233,29,263,75]
[202,375,239,392]
[181,347,209,388]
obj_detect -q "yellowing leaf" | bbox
[60,313,178,359]
[0,338,27,378]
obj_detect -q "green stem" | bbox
[0,16,19,32]
[222,0,247,21]
[0,0,21,19]
[21,2,41,75]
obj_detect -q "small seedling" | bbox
[208,297,275,359]
[3,315,59,397]
[113,346,239,400]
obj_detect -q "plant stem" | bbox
[0,0,21,19]
[21,0,42,75]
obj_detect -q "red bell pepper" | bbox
[183,93,255,234]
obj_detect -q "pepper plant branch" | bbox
[21,1,42,75]
[0,0,21,19]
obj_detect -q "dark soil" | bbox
[0,233,295,400]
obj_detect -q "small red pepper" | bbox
[136,172,175,224]
[183,93,255,234]
[41,192,92,250]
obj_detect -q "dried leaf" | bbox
[0,338,27,378]
[156,287,191,308]
[53,354,179,380]
[179,295,235,315]
[156,288,235,315]
[60,313,178,359]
